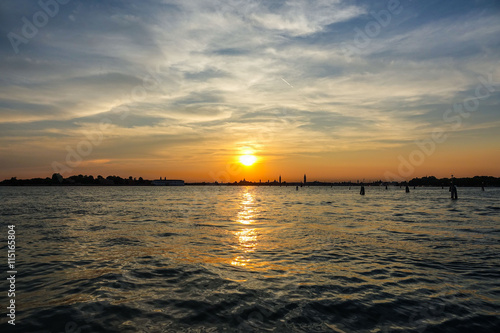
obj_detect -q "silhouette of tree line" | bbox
[408,176,499,187]
[0,174,148,186]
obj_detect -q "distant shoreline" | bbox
[0,183,500,188]
[1,174,499,187]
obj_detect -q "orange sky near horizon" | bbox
[3,141,499,182]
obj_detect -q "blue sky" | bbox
[1,0,499,181]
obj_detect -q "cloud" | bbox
[1,0,499,179]
[247,0,366,36]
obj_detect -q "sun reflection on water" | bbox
[236,191,256,225]
[235,228,257,253]
[231,189,258,267]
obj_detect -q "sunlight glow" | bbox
[239,155,257,166]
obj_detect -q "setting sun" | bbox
[239,155,257,166]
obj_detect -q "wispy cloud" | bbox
[1,0,499,179]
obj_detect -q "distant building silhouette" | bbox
[304,174,307,184]
[279,175,281,184]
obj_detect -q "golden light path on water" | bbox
[231,189,258,267]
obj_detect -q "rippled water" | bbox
[1,186,499,332]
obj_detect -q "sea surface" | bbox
[1,186,499,332]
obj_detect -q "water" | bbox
[1,186,499,332]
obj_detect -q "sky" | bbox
[1,0,499,182]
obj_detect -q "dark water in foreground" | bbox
[1,186,499,332]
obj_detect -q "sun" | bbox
[239,155,257,166]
